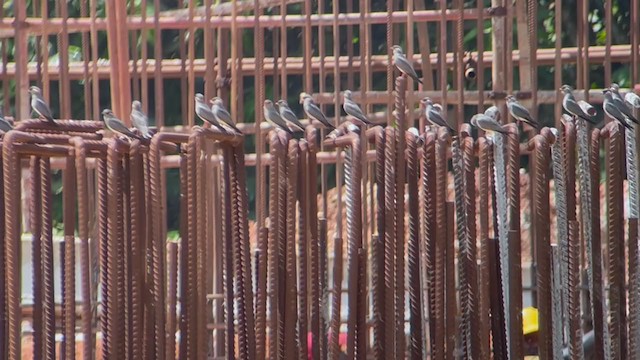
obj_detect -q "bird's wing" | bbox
[563,97,590,119]
[34,98,54,120]
[131,111,150,136]
[396,55,422,80]
[107,118,142,139]
[344,101,371,124]
[614,98,639,123]
[266,108,293,133]
[197,105,223,127]
[510,102,534,122]
[284,110,306,131]
[604,102,631,128]
[478,118,508,133]
[0,118,12,132]
[307,105,335,129]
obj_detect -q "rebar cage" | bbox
[0,0,639,359]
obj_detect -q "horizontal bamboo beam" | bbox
[0,45,635,80]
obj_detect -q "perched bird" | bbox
[421,97,456,133]
[624,92,640,109]
[195,93,226,131]
[28,86,55,124]
[343,90,373,126]
[276,100,306,132]
[264,99,293,135]
[470,113,508,134]
[391,45,423,84]
[130,100,152,139]
[484,105,501,122]
[300,93,336,130]
[559,85,597,124]
[603,89,633,129]
[610,84,638,124]
[209,97,242,133]
[506,95,539,129]
[102,109,143,140]
[0,109,13,133]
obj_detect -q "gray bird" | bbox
[276,100,306,132]
[343,90,373,126]
[484,105,501,122]
[559,85,598,124]
[130,100,152,139]
[0,109,12,133]
[391,45,423,84]
[28,86,55,124]
[610,84,638,124]
[624,92,640,109]
[300,93,336,130]
[102,109,143,140]
[264,99,293,135]
[421,97,456,133]
[506,95,539,129]
[470,113,508,134]
[195,93,226,131]
[209,97,242,133]
[603,89,633,129]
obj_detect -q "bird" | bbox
[102,109,144,140]
[209,97,242,133]
[610,84,639,124]
[624,92,640,109]
[421,97,456,133]
[0,109,13,133]
[470,113,508,134]
[264,99,293,135]
[603,89,633,129]
[195,93,226,131]
[559,85,598,124]
[276,100,306,132]
[391,45,423,84]
[506,95,539,129]
[130,100,152,139]
[300,93,336,130]
[484,105,501,122]
[343,90,373,126]
[28,86,55,124]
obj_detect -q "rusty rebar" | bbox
[64,147,77,360]
[394,76,407,360]
[221,146,235,359]
[421,129,437,359]
[97,156,111,360]
[318,217,329,360]
[605,122,625,359]
[629,216,640,359]
[297,140,309,360]
[128,140,143,360]
[0,146,5,360]
[531,135,552,358]
[306,127,321,360]
[328,233,344,360]
[551,244,564,360]
[268,132,283,360]
[588,126,606,359]
[406,129,423,360]
[452,137,468,358]
[166,241,178,360]
[477,137,491,360]
[434,128,449,360]
[567,220,584,360]
[445,199,456,360]
[372,127,386,360]
[284,139,300,360]
[255,226,268,360]
[383,126,397,360]
[277,135,289,360]
[2,132,23,359]
[30,156,43,360]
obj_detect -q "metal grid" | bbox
[0,0,638,359]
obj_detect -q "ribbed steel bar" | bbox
[107,140,124,359]
[297,141,308,360]
[64,147,77,360]
[421,130,437,359]
[551,122,569,342]
[567,220,584,360]
[221,146,235,359]
[625,126,639,219]
[372,128,386,360]
[477,137,492,360]
[2,133,23,360]
[328,233,343,360]
[182,137,197,359]
[305,127,321,360]
[629,215,640,359]
[406,129,423,360]
[267,133,283,360]
[0,146,5,359]
[551,244,564,360]
[434,128,448,360]
[463,134,480,359]
[605,122,625,359]
[492,130,510,359]
[452,138,468,358]
[383,126,397,360]
[176,150,188,360]
[318,217,329,360]
[166,242,178,359]
[588,127,606,360]
[445,199,456,359]
[531,135,552,359]
[30,156,43,360]
[394,76,407,360]
[277,135,289,360]
[128,141,143,360]
[284,140,299,360]
[344,146,357,359]
[98,156,111,359]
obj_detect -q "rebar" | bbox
[551,244,564,360]
[268,133,283,360]
[383,126,397,360]
[421,130,437,359]
[30,156,43,360]
[567,220,584,360]
[305,127,321,360]
[373,128,386,360]
[477,137,492,360]
[297,141,308,360]
[406,129,423,360]
[284,139,299,360]
[64,147,77,360]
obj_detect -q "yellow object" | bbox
[522,307,539,335]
